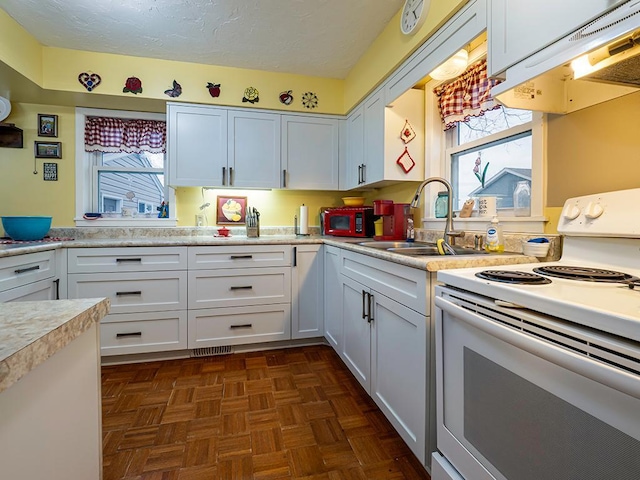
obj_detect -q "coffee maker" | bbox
[373,200,412,240]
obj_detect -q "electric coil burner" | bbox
[476,270,552,285]
[533,265,639,284]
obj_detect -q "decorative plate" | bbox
[302,92,318,109]
[0,96,11,122]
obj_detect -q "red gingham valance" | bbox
[433,59,503,131]
[84,117,166,154]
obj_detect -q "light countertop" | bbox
[0,298,110,394]
[0,235,538,271]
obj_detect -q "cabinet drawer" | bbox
[0,250,56,292]
[188,245,291,269]
[0,278,58,302]
[100,311,188,356]
[68,271,187,314]
[341,250,427,315]
[188,304,290,348]
[67,247,188,273]
[188,267,291,309]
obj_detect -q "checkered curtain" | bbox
[84,117,166,153]
[433,59,503,131]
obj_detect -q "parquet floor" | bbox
[101,345,430,480]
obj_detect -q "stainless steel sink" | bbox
[357,241,432,249]
[390,245,488,256]
[358,240,488,256]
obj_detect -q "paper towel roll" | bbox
[299,204,309,235]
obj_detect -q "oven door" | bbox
[325,212,354,236]
[434,287,640,480]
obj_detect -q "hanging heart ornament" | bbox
[78,72,102,92]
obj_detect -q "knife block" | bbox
[246,222,259,238]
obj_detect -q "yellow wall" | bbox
[344,0,468,111]
[546,91,640,207]
[42,47,344,115]
[0,103,76,226]
[175,187,351,228]
[0,9,43,85]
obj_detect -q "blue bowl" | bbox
[2,216,52,241]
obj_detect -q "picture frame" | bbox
[34,141,62,159]
[37,114,58,137]
[216,196,247,225]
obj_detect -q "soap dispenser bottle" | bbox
[485,215,504,253]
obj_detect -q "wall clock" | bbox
[400,0,430,36]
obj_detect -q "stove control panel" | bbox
[558,188,640,237]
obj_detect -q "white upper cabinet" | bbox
[228,110,281,188]
[343,87,424,190]
[488,0,628,77]
[343,104,364,190]
[167,103,227,187]
[281,115,340,190]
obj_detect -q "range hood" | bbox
[492,0,640,114]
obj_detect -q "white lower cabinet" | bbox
[67,247,189,357]
[0,249,61,302]
[189,304,290,348]
[291,245,324,339]
[100,310,188,355]
[339,249,428,465]
[187,245,293,349]
[323,245,342,350]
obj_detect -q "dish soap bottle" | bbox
[485,216,504,253]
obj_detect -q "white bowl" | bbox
[523,241,550,257]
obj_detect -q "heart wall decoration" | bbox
[78,72,102,92]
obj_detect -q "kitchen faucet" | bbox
[410,177,465,246]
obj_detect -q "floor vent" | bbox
[191,345,233,357]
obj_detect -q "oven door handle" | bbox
[435,296,640,400]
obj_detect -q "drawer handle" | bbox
[230,255,253,260]
[15,265,40,274]
[116,332,142,338]
[116,258,142,263]
[229,324,252,329]
[230,285,253,291]
[116,291,142,296]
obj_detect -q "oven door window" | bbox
[437,294,640,480]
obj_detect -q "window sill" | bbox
[74,217,178,228]
[421,216,548,234]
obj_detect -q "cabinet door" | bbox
[281,115,340,190]
[371,292,427,464]
[291,245,324,339]
[228,110,281,188]
[362,89,385,186]
[488,0,626,76]
[323,245,342,351]
[168,104,227,186]
[343,105,364,190]
[340,275,371,391]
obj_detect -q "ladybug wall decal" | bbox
[279,90,293,105]
[207,82,221,98]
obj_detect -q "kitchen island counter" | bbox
[0,297,110,393]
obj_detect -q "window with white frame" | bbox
[447,107,534,212]
[424,53,545,230]
[75,108,176,226]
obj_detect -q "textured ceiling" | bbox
[0,0,405,79]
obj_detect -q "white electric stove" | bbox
[438,188,640,341]
[433,188,640,480]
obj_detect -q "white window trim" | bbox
[422,83,547,234]
[74,107,176,227]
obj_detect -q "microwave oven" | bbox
[323,207,374,237]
